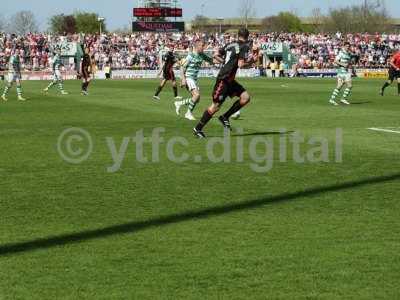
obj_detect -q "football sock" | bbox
[16,86,22,96]
[81,82,89,91]
[382,82,390,91]
[47,81,56,89]
[2,86,10,96]
[195,109,213,131]
[188,99,197,112]
[85,81,90,91]
[342,87,352,100]
[58,81,64,91]
[178,98,191,105]
[173,86,178,97]
[330,88,340,101]
[223,100,243,119]
[398,83,400,95]
[155,86,162,96]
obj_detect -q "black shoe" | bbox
[218,116,232,131]
[193,128,206,139]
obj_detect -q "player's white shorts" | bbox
[7,72,20,83]
[186,78,199,91]
[53,70,62,81]
[337,72,352,82]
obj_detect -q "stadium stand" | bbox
[1,31,400,72]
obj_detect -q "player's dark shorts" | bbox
[81,67,90,80]
[388,67,400,81]
[212,79,246,104]
[163,68,175,81]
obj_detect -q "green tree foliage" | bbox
[75,12,106,34]
[48,12,106,34]
[191,15,210,32]
[262,12,303,32]
[325,0,389,33]
[261,1,390,33]
[49,14,76,34]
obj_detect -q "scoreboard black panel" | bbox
[132,21,185,32]
[133,8,183,18]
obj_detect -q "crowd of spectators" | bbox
[1,31,400,72]
[269,32,400,69]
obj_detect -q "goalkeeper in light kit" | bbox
[43,50,69,95]
[329,42,353,106]
[174,39,214,120]
[1,48,26,102]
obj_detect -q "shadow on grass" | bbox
[1,173,399,257]
[351,101,372,105]
[208,131,294,138]
[234,131,294,137]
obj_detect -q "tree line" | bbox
[49,12,106,34]
[0,0,395,35]
[194,0,394,33]
[262,0,391,33]
[0,11,107,35]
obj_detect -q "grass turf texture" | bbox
[0,78,399,299]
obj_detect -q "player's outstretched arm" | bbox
[180,58,188,87]
[238,46,262,69]
[238,59,249,68]
[238,55,259,69]
[202,53,214,65]
[213,57,224,64]
[213,48,225,64]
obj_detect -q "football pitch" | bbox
[0,78,399,299]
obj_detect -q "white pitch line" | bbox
[368,128,400,134]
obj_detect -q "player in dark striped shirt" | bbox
[81,47,93,96]
[194,28,260,138]
[153,49,181,101]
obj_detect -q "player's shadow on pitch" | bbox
[208,131,294,138]
[1,172,400,257]
[351,101,372,105]
[233,131,294,137]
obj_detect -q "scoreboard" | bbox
[132,3,184,32]
[133,7,183,18]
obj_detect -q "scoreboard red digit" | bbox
[133,7,183,18]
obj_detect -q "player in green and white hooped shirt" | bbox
[174,40,214,120]
[43,50,68,95]
[329,42,353,106]
[1,48,26,102]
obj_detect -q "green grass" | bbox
[0,78,399,299]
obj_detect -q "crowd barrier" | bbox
[101,68,261,80]
[0,68,389,80]
[297,68,389,78]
